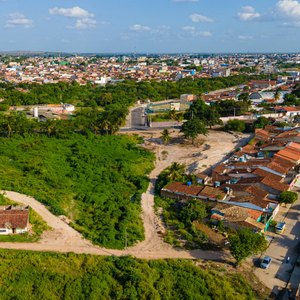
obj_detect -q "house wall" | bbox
[0,228,12,235]
[16,228,28,234]
[0,227,28,235]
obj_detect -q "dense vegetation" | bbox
[155,196,212,249]
[0,250,265,300]
[0,134,154,248]
[283,84,300,106]
[229,229,268,265]
[0,75,268,107]
[279,191,298,204]
[155,164,214,249]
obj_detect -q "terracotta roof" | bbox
[0,208,29,228]
[252,168,283,182]
[199,186,226,199]
[213,164,227,174]
[264,125,278,133]
[275,150,300,162]
[232,159,271,167]
[195,173,208,180]
[255,129,270,140]
[275,106,300,112]
[236,177,263,184]
[246,185,269,199]
[267,160,292,175]
[261,177,289,192]
[247,209,263,220]
[276,130,299,139]
[288,142,300,151]
[242,144,258,155]
[163,182,203,196]
[215,204,262,222]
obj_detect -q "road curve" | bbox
[0,190,229,261]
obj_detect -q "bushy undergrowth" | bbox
[0,134,154,248]
[0,250,262,300]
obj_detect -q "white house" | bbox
[0,206,29,235]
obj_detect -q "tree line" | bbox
[0,74,269,107]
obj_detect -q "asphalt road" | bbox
[254,191,300,298]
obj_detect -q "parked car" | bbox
[260,256,272,269]
[275,222,286,234]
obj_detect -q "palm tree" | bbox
[161,129,171,145]
[165,162,186,181]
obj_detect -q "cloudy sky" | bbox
[0,0,299,53]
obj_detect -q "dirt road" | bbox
[0,130,246,261]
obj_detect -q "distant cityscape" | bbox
[0,52,299,85]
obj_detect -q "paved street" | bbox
[254,192,300,298]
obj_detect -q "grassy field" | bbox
[0,249,269,300]
[0,134,154,249]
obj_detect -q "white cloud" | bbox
[197,31,212,37]
[237,6,261,21]
[49,6,96,30]
[181,26,196,31]
[189,13,214,23]
[277,0,300,19]
[151,25,171,35]
[5,13,33,28]
[129,24,151,32]
[49,6,93,18]
[74,18,96,29]
[181,26,212,37]
[238,35,254,40]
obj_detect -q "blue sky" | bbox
[0,0,299,53]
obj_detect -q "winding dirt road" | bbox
[0,131,246,261]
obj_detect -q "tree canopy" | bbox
[229,229,268,265]
[279,191,298,205]
[224,120,246,132]
[181,118,208,144]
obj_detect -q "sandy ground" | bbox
[0,130,249,260]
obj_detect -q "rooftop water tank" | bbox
[214,181,221,188]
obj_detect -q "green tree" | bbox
[238,93,249,102]
[229,229,268,265]
[161,129,171,145]
[279,191,298,205]
[274,89,281,101]
[180,200,207,224]
[224,120,246,132]
[165,162,186,182]
[181,118,208,144]
[254,117,271,129]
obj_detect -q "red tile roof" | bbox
[288,142,300,151]
[163,182,203,196]
[261,177,289,192]
[0,208,29,228]
[199,186,226,199]
[252,168,283,182]
[246,185,269,199]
